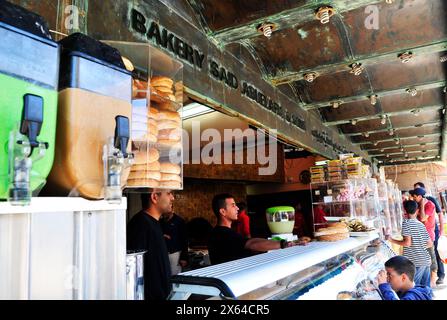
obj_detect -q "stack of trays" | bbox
[345,157,362,178]
[328,160,343,181]
[310,166,326,183]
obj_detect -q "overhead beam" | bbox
[365,142,440,152]
[208,0,382,46]
[371,149,439,157]
[272,40,447,86]
[324,105,443,126]
[353,133,441,145]
[344,121,440,137]
[302,80,446,110]
[380,157,440,166]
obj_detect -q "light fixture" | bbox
[405,153,409,158]
[332,101,342,109]
[303,72,318,83]
[385,0,394,4]
[363,132,370,138]
[398,52,413,63]
[370,95,378,105]
[380,115,387,125]
[395,139,400,145]
[386,154,390,158]
[350,63,364,76]
[315,6,335,24]
[406,88,418,96]
[411,108,421,116]
[257,22,276,38]
[374,141,379,146]
[389,129,394,136]
[351,119,357,125]
[380,149,385,152]
[437,155,441,159]
[181,102,214,119]
[418,135,424,140]
[400,148,404,152]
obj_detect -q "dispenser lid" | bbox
[266,206,295,214]
[58,33,128,72]
[0,0,53,40]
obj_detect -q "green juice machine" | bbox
[0,1,59,204]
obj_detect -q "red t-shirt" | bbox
[235,211,251,238]
[418,200,436,241]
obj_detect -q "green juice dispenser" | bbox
[0,1,60,204]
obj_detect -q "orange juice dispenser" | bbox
[46,33,133,200]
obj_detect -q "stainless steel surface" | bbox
[126,250,146,300]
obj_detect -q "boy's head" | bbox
[384,256,415,291]
[403,200,418,216]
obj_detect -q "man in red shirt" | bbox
[234,202,251,238]
[410,187,438,287]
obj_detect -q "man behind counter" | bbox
[127,190,174,300]
[208,193,304,265]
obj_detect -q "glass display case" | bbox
[386,180,403,238]
[104,42,184,191]
[169,235,396,300]
[310,178,380,232]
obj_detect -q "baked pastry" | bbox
[131,161,161,172]
[127,178,160,187]
[160,173,181,182]
[157,110,180,123]
[158,120,181,130]
[128,170,161,181]
[160,162,181,174]
[158,128,181,141]
[151,76,174,87]
[159,180,181,189]
[315,222,349,242]
[133,148,160,164]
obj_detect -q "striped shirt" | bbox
[402,218,431,267]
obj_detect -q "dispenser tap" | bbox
[103,116,134,203]
[8,94,48,205]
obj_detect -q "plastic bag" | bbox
[437,235,447,263]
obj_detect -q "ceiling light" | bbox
[400,148,404,152]
[385,0,394,3]
[303,72,318,83]
[398,52,413,63]
[380,115,387,125]
[395,139,400,145]
[373,141,379,146]
[181,102,214,119]
[370,95,378,105]
[332,101,342,109]
[386,154,390,158]
[437,155,441,159]
[315,6,335,24]
[257,22,276,38]
[406,88,418,96]
[389,129,394,136]
[350,63,364,76]
[364,132,370,138]
[351,119,357,125]
[380,149,385,152]
[418,135,424,140]
[411,109,421,116]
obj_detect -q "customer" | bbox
[208,193,304,265]
[161,206,189,275]
[127,190,174,300]
[414,182,445,285]
[410,187,438,287]
[376,256,433,300]
[386,200,433,287]
[233,202,251,238]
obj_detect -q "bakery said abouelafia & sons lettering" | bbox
[131,9,306,131]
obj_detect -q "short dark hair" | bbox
[403,200,418,215]
[414,182,425,189]
[237,202,247,212]
[212,193,234,218]
[140,192,162,209]
[385,256,416,281]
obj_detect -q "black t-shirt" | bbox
[208,226,250,265]
[127,211,172,300]
[160,213,189,260]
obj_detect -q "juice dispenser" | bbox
[0,1,60,204]
[46,33,133,200]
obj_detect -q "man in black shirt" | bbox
[161,209,189,275]
[208,193,302,265]
[127,190,174,300]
